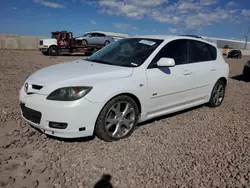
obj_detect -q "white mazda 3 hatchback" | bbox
[19,35,229,142]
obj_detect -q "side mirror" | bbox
[157,57,175,67]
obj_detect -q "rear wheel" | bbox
[104,40,110,46]
[95,95,139,142]
[208,80,226,107]
[48,46,59,56]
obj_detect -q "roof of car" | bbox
[130,35,217,47]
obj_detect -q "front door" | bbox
[58,33,69,49]
[88,33,99,45]
[146,39,197,117]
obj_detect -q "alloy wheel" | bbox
[105,101,135,139]
[211,83,225,106]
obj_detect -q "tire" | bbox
[104,40,110,46]
[82,40,88,46]
[48,46,58,56]
[84,52,92,56]
[95,95,139,142]
[207,80,226,107]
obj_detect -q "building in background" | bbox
[202,36,250,50]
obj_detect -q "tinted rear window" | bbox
[188,40,215,62]
[206,43,217,60]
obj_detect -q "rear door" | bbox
[186,39,218,99]
[96,33,106,45]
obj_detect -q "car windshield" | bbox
[86,38,163,67]
[83,33,91,37]
[51,33,59,39]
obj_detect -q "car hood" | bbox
[75,36,86,40]
[41,38,57,44]
[26,59,134,94]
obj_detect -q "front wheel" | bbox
[48,46,58,56]
[95,95,139,142]
[207,80,226,107]
[82,39,88,46]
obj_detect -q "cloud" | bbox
[12,7,17,10]
[91,20,96,25]
[169,28,177,34]
[33,0,64,8]
[125,0,168,7]
[80,0,97,6]
[113,23,138,31]
[199,0,217,6]
[169,28,185,34]
[242,9,250,17]
[83,0,248,30]
[227,1,236,7]
[99,1,148,19]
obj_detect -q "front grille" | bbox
[20,103,42,124]
[39,40,43,45]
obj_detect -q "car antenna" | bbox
[188,29,194,35]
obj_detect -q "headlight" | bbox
[46,86,92,101]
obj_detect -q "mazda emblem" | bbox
[24,83,29,92]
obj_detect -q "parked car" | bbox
[75,32,115,46]
[227,49,242,59]
[19,35,229,142]
[242,60,250,80]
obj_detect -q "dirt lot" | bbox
[0,50,250,188]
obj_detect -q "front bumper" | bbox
[19,86,104,138]
[39,48,48,52]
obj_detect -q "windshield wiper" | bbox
[86,59,137,67]
[85,59,114,65]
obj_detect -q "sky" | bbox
[1,0,250,40]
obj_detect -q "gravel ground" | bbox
[0,49,250,188]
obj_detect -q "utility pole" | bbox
[244,26,250,49]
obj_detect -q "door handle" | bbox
[211,67,216,71]
[183,70,192,75]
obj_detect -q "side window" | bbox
[97,33,105,37]
[148,39,188,68]
[60,33,66,40]
[188,40,214,63]
[206,43,217,60]
[90,33,96,37]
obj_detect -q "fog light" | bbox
[49,122,67,129]
[79,127,86,131]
